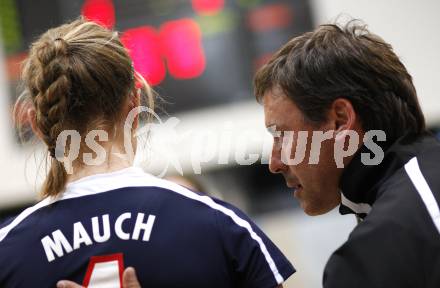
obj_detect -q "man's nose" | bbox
[269,146,287,174]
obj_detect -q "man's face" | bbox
[263,87,342,216]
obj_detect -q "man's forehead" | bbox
[263,88,291,127]
[262,85,286,102]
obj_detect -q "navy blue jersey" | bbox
[0,167,294,287]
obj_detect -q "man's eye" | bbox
[267,126,282,138]
[267,127,276,137]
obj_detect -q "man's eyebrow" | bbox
[266,124,282,137]
[265,123,274,129]
[265,124,277,130]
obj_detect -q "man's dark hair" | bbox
[254,21,426,142]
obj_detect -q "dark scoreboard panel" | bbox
[2,0,313,114]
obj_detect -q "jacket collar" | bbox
[339,132,433,218]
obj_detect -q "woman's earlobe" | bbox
[27,108,43,140]
[130,89,141,109]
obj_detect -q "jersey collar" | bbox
[339,132,431,218]
[62,166,150,200]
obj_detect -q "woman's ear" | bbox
[130,89,141,109]
[130,89,141,130]
[27,108,44,140]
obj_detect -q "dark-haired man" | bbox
[255,22,440,287]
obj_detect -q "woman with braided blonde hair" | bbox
[0,18,294,288]
[20,18,154,198]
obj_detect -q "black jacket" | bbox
[324,133,440,288]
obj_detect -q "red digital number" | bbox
[121,27,166,86]
[121,20,206,86]
[160,18,206,80]
[81,0,115,29]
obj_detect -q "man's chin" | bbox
[300,201,338,216]
[303,207,324,216]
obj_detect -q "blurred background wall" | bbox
[0,0,439,287]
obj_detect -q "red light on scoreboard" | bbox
[247,3,293,32]
[160,19,206,80]
[81,0,115,29]
[121,27,166,86]
[191,0,225,16]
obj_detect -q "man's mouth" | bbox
[287,181,302,194]
[284,174,302,195]
[293,185,303,198]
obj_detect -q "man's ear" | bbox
[328,98,357,134]
[27,108,44,140]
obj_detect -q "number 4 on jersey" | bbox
[82,253,124,288]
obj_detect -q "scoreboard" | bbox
[0,0,314,211]
[1,0,313,115]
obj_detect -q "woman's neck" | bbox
[67,144,134,183]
